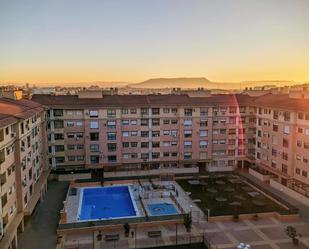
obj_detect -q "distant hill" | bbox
[129,77,213,89]
[128,78,298,90]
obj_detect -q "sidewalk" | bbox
[18,181,69,249]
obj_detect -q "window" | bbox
[152,141,160,148]
[76,144,84,150]
[283,138,289,148]
[284,125,290,134]
[67,110,73,116]
[171,119,178,124]
[90,156,99,164]
[298,112,304,120]
[107,155,117,163]
[184,119,192,126]
[66,121,74,127]
[152,131,160,137]
[107,132,116,140]
[89,110,98,118]
[183,152,192,160]
[54,133,64,140]
[76,121,83,127]
[54,120,64,128]
[152,119,160,126]
[184,130,192,138]
[200,130,208,137]
[90,121,99,129]
[106,120,116,129]
[55,145,64,152]
[163,108,170,113]
[141,142,149,148]
[140,108,148,115]
[152,152,160,159]
[131,142,138,147]
[130,108,137,114]
[200,108,208,116]
[163,119,170,125]
[200,140,208,148]
[141,131,149,137]
[152,108,160,115]
[229,107,237,114]
[54,109,63,117]
[141,119,148,126]
[122,131,129,137]
[122,120,129,125]
[122,108,128,114]
[131,131,138,136]
[68,156,75,161]
[200,119,207,127]
[67,144,75,150]
[90,144,99,152]
[123,142,129,148]
[163,130,170,135]
[90,132,99,141]
[107,143,117,152]
[184,108,192,116]
[200,152,207,159]
[130,120,137,125]
[107,109,116,118]
[184,141,192,148]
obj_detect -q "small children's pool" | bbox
[78,186,138,221]
[148,203,178,216]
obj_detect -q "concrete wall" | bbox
[270,179,309,206]
[249,168,271,182]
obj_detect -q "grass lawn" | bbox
[177,174,289,216]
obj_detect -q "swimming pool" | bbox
[78,186,138,221]
[148,203,178,216]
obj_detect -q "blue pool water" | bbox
[79,186,136,221]
[148,203,178,216]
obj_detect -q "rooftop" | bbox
[32,93,256,108]
[0,97,45,128]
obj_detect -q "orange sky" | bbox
[1,1,308,86]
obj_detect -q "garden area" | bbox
[177,174,289,216]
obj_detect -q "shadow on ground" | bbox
[18,181,69,249]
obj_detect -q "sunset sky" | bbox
[1,0,309,85]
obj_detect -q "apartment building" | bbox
[32,92,257,177]
[254,92,309,201]
[0,98,49,249]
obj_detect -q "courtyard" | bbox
[177,174,291,216]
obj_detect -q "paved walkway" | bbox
[18,181,69,249]
[237,170,309,223]
[62,216,309,249]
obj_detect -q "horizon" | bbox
[1,0,309,85]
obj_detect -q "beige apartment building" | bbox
[32,90,309,204]
[32,92,257,176]
[254,92,309,203]
[0,97,49,249]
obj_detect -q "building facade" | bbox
[32,91,309,202]
[0,98,49,249]
[32,93,257,175]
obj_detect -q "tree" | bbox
[285,226,299,245]
[123,223,130,237]
[184,213,192,232]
